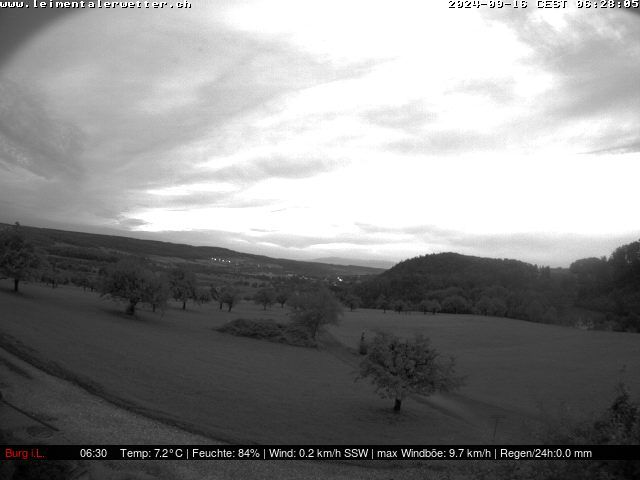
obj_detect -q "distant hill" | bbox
[2,223,384,278]
[354,248,640,333]
[352,251,576,326]
[312,257,395,270]
[358,252,544,304]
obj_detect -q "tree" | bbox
[253,288,275,310]
[101,258,154,315]
[358,332,462,412]
[169,267,197,310]
[289,288,343,339]
[343,293,361,312]
[220,286,239,312]
[195,287,212,305]
[474,296,493,315]
[393,299,409,314]
[275,290,289,308]
[525,299,546,322]
[375,294,390,313]
[142,272,170,313]
[419,299,440,315]
[40,259,62,289]
[210,285,223,309]
[0,224,42,292]
[428,299,442,315]
[71,273,93,292]
[442,295,469,314]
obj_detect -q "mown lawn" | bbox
[330,309,640,418]
[0,281,482,444]
[1,280,638,445]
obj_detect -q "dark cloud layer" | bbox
[0,78,84,179]
[496,9,640,152]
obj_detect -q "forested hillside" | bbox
[0,223,383,279]
[350,242,640,332]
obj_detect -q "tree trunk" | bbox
[126,301,136,315]
[152,304,156,313]
[13,278,19,292]
[394,398,402,412]
[227,304,232,312]
[182,300,186,310]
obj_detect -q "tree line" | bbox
[335,246,640,332]
[2,222,639,331]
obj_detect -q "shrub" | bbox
[217,319,316,347]
[472,382,640,480]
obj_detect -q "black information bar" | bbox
[2,445,639,461]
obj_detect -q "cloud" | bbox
[364,102,436,132]
[494,9,640,153]
[0,78,85,179]
[151,192,278,211]
[115,216,149,229]
[585,138,640,155]
[0,8,369,228]
[210,157,343,184]
[386,129,502,156]
[448,78,516,105]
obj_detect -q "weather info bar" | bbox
[1,445,639,461]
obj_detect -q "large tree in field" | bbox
[169,267,197,310]
[0,224,42,292]
[358,332,462,412]
[101,258,154,315]
[289,287,343,339]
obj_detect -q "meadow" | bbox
[1,279,639,445]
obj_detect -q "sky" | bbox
[0,1,639,268]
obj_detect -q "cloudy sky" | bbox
[1,2,639,267]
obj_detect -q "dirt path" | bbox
[0,347,465,480]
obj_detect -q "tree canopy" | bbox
[358,332,462,411]
[101,258,155,315]
[289,287,343,339]
[0,224,42,292]
[253,287,276,310]
[168,267,197,310]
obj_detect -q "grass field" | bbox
[1,280,639,445]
